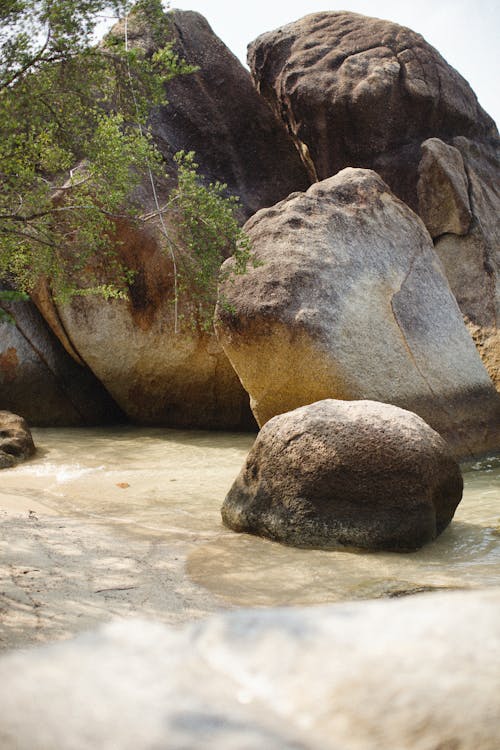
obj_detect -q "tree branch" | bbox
[0,26,52,90]
[0,204,131,221]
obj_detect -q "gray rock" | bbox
[154,9,311,219]
[0,410,35,468]
[31,219,256,429]
[113,8,311,219]
[431,137,500,389]
[0,295,122,426]
[0,589,499,749]
[215,168,500,457]
[31,7,311,429]
[222,399,463,552]
[417,138,472,237]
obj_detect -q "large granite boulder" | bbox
[248,12,500,387]
[0,294,122,426]
[1,589,499,749]
[222,399,463,552]
[0,411,35,468]
[248,11,496,211]
[215,169,500,457]
[31,8,310,428]
[32,219,255,428]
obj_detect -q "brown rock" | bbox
[248,11,496,211]
[31,8,310,428]
[417,138,472,237]
[0,295,123,426]
[0,410,36,468]
[33,218,256,428]
[430,137,500,388]
[118,8,311,219]
[215,169,500,458]
[222,399,463,552]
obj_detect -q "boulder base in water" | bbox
[222,399,463,552]
[0,411,35,468]
[0,296,123,426]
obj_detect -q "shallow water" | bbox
[1,427,499,607]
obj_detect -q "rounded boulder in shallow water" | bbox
[222,399,463,552]
[0,411,35,468]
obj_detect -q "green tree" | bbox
[0,0,256,331]
[0,0,190,302]
[171,151,256,331]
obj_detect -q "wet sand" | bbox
[1,427,499,650]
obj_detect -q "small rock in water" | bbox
[0,411,35,469]
[222,399,463,552]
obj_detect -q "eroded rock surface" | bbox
[215,169,500,457]
[248,11,496,210]
[1,589,499,750]
[417,138,472,238]
[117,8,311,219]
[222,399,463,552]
[32,219,255,428]
[426,137,500,388]
[0,411,35,468]
[248,12,500,386]
[31,8,310,428]
[0,295,122,426]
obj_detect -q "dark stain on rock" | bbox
[114,218,175,332]
[0,347,19,383]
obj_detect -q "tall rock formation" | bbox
[31,9,310,428]
[248,12,500,387]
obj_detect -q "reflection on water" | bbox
[1,427,499,607]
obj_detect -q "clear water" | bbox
[1,427,499,607]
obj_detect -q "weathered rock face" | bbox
[222,399,463,552]
[120,9,311,219]
[32,219,256,428]
[417,138,472,238]
[248,11,496,210]
[248,12,500,388]
[31,8,310,428]
[419,136,500,388]
[0,411,35,468]
[1,589,499,749]
[215,169,500,457]
[0,296,122,426]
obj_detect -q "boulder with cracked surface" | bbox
[248,10,496,212]
[30,8,309,428]
[417,138,472,238]
[31,219,256,429]
[422,136,500,389]
[215,169,500,458]
[113,8,311,220]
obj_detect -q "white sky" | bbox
[167,0,500,128]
